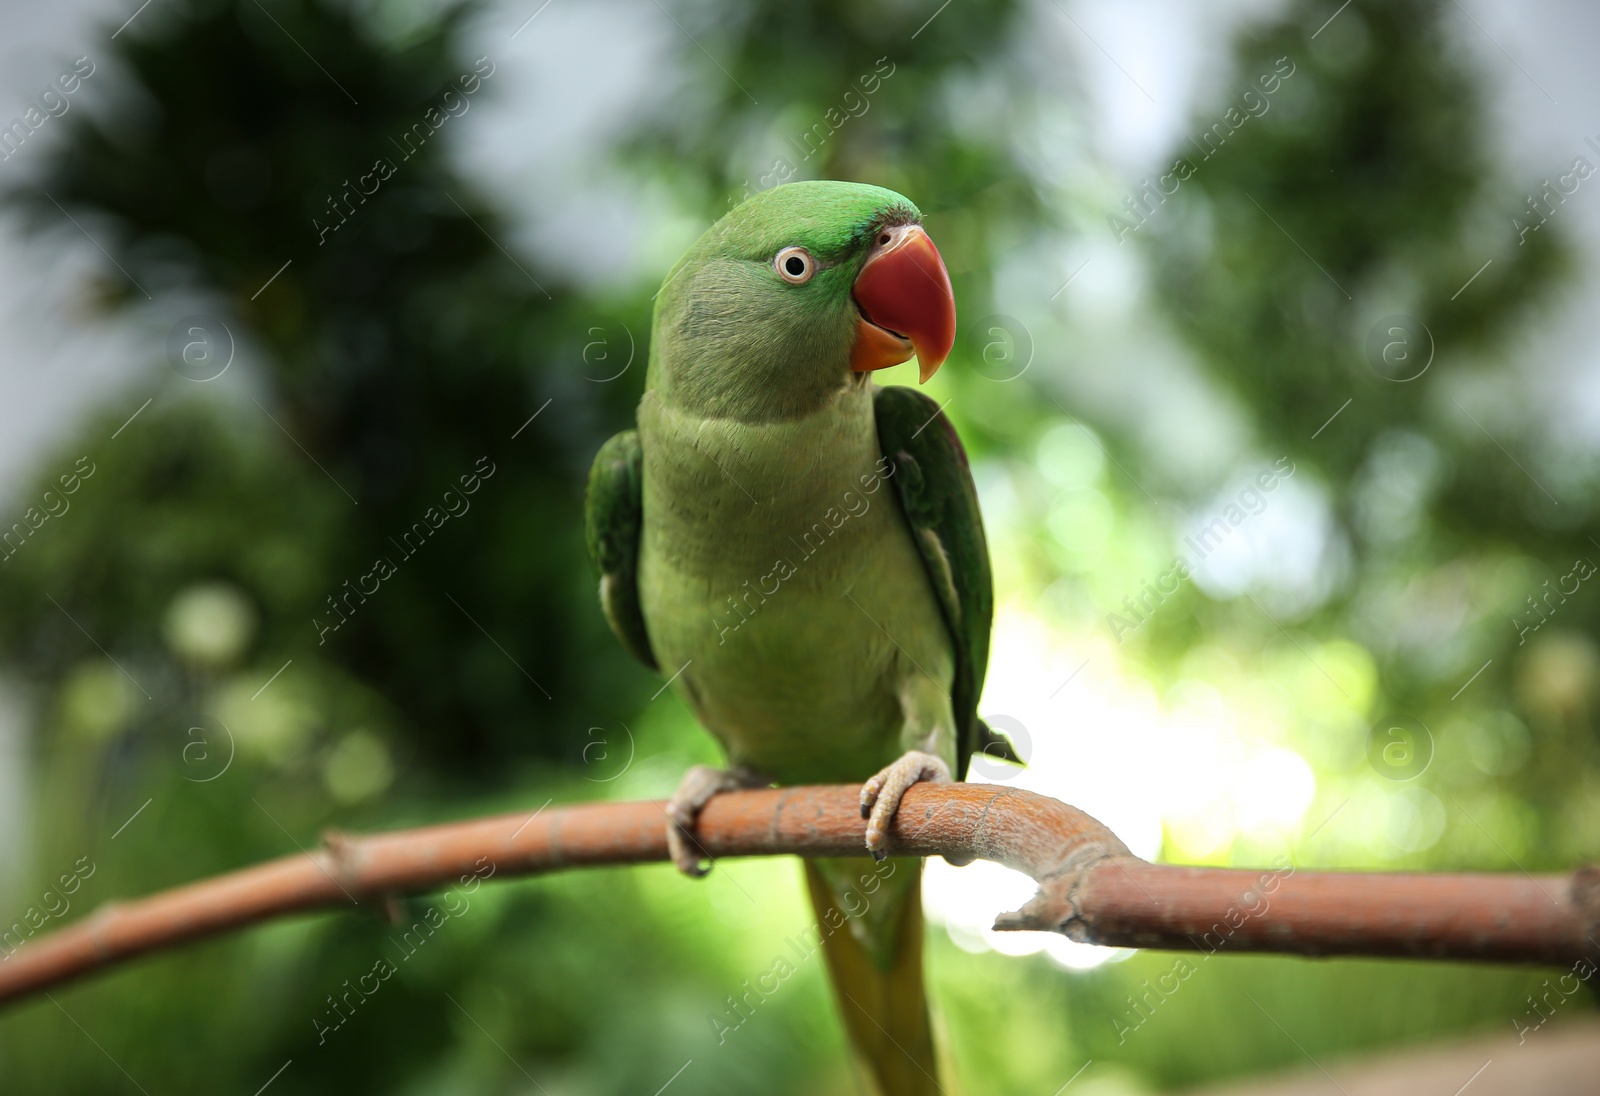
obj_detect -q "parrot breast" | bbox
[635,380,956,784]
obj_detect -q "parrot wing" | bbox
[584,429,658,672]
[873,385,1019,777]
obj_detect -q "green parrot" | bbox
[585,180,1014,1094]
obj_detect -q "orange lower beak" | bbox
[850,224,956,383]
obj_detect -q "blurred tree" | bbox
[0,0,1591,1091]
[0,0,679,1091]
[0,0,654,780]
[0,0,1063,1093]
[1136,0,1600,873]
[617,0,1053,435]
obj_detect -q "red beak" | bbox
[850,224,956,383]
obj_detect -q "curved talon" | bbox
[664,763,767,878]
[859,749,953,860]
[666,820,711,878]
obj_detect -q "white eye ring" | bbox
[774,246,815,284]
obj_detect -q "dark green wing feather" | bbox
[584,430,658,672]
[873,386,1016,778]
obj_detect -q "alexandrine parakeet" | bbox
[585,180,1014,1094]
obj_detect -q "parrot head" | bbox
[648,180,956,420]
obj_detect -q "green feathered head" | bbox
[647,180,956,422]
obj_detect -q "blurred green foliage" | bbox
[0,0,1593,1092]
[1135,0,1600,875]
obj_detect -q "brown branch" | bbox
[2,785,1596,1008]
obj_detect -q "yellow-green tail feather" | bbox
[803,860,940,1096]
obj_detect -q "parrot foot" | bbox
[666,764,768,878]
[859,750,952,862]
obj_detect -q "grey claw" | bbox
[667,816,713,878]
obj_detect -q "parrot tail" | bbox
[803,859,940,1096]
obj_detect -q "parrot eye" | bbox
[774,246,816,284]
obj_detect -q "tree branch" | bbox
[2,784,1596,1007]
